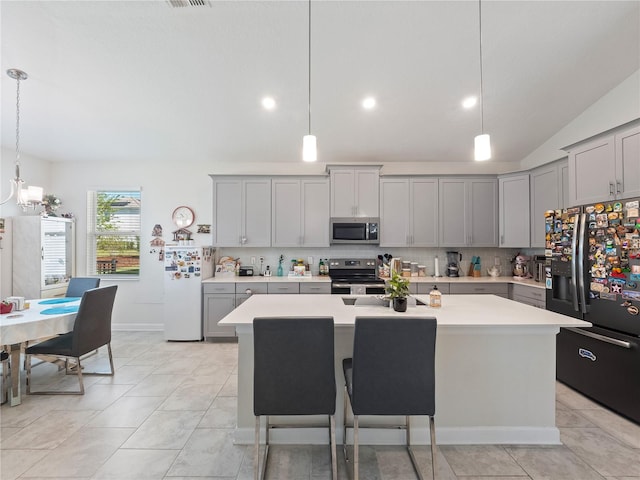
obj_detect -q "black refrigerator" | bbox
[545,198,640,424]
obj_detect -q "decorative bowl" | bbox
[1,302,14,314]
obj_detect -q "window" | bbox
[87,189,141,277]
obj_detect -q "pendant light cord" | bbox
[478,0,485,135]
[15,73,22,180]
[308,0,312,135]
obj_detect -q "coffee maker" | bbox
[445,251,461,277]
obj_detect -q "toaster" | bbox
[239,266,254,276]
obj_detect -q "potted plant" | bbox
[386,272,410,312]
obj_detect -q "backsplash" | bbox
[216,246,529,277]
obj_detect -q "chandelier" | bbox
[1,69,43,210]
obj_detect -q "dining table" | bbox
[0,297,80,406]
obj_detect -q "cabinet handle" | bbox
[500,235,504,245]
[609,182,615,197]
[474,287,486,291]
[616,180,622,195]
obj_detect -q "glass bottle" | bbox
[277,263,283,277]
[429,285,442,308]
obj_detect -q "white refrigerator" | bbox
[163,245,214,341]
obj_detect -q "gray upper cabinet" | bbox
[615,125,640,199]
[499,174,530,248]
[272,177,330,247]
[212,177,271,247]
[559,160,570,208]
[568,124,640,205]
[330,166,379,217]
[568,135,615,205]
[380,177,438,247]
[439,178,498,247]
[530,165,559,248]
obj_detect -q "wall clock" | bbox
[172,206,195,228]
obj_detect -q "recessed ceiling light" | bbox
[261,97,276,110]
[462,96,478,109]
[362,97,377,110]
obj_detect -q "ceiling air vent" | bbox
[167,0,211,8]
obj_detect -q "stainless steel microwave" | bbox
[330,218,379,244]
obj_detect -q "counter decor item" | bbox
[1,301,13,314]
[385,272,410,312]
[41,194,61,216]
[429,285,442,308]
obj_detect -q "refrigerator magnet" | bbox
[627,305,639,315]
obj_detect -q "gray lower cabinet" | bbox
[416,283,450,295]
[449,282,509,298]
[267,283,300,294]
[300,282,331,294]
[510,283,546,308]
[203,283,236,339]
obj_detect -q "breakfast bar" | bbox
[219,293,591,446]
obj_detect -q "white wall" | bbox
[0,147,52,299]
[520,69,640,170]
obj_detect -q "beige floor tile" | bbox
[199,395,237,428]
[123,373,184,396]
[557,387,605,410]
[95,364,155,385]
[556,408,597,428]
[150,357,199,375]
[166,428,245,477]
[0,427,21,444]
[42,383,133,411]
[87,395,165,428]
[92,448,179,479]
[0,448,49,480]
[577,408,640,449]
[159,382,222,411]
[22,427,134,478]
[219,374,238,396]
[440,445,527,476]
[121,409,203,449]
[0,396,57,428]
[1,409,98,450]
[506,445,606,479]
[561,427,640,477]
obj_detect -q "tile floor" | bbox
[1,331,640,480]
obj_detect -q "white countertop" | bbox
[204,275,545,288]
[203,275,331,283]
[219,293,589,328]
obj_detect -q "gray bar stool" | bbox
[253,316,337,480]
[343,316,438,480]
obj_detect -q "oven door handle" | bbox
[332,283,384,289]
[565,327,633,349]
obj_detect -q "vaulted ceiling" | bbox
[1,1,638,167]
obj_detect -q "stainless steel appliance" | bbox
[330,218,379,245]
[329,258,386,295]
[533,255,546,282]
[545,200,640,423]
[445,251,460,277]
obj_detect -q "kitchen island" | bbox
[219,294,590,446]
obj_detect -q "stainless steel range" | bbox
[328,258,386,295]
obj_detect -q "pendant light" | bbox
[302,0,317,162]
[1,69,43,209]
[474,0,491,161]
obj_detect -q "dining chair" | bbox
[25,285,118,395]
[253,316,337,480]
[1,350,9,405]
[66,277,100,297]
[343,316,438,480]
